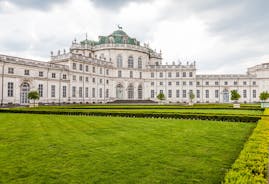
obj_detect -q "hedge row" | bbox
[223,117,269,183]
[0,109,260,123]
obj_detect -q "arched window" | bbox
[116,84,124,99]
[138,84,143,99]
[20,83,30,104]
[127,84,134,99]
[117,55,123,68]
[128,56,134,68]
[138,57,142,69]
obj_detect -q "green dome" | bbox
[112,30,128,36]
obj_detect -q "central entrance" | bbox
[116,84,124,99]
[20,83,30,104]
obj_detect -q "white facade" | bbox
[0,29,268,105]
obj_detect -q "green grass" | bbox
[0,113,256,184]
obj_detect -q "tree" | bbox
[259,91,269,102]
[230,90,241,103]
[28,91,40,107]
[157,93,165,101]
[189,91,195,103]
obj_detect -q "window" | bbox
[189,72,193,77]
[7,82,13,97]
[106,89,109,98]
[79,87,83,98]
[106,80,109,84]
[92,66,95,73]
[224,81,228,85]
[130,71,133,78]
[243,81,247,85]
[79,64,83,71]
[85,87,89,98]
[38,84,43,97]
[72,86,76,97]
[52,73,56,78]
[160,90,164,94]
[176,72,179,77]
[159,72,163,78]
[183,81,186,86]
[176,81,179,86]
[138,85,143,99]
[183,90,187,98]
[39,71,43,77]
[92,88,95,98]
[92,78,95,83]
[205,81,209,85]
[117,55,123,68]
[8,68,14,74]
[151,82,154,86]
[160,82,163,86]
[176,90,180,98]
[215,81,219,85]
[73,75,76,81]
[128,56,134,68]
[253,90,256,98]
[189,81,193,86]
[99,88,102,98]
[253,81,256,85]
[79,76,83,81]
[205,90,209,98]
[106,69,109,75]
[63,74,67,79]
[151,72,154,78]
[72,63,76,70]
[24,69,29,75]
[183,72,186,77]
[234,81,238,85]
[196,90,200,98]
[85,65,89,72]
[168,90,172,98]
[139,72,142,79]
[151,90,155,98]
[62,86,67,98]
[85,77,89,82]
[51,85,55,98]
[168,72,172,78]
[196,81,200,86]
[243,90,247,98]
[99,68,103,74]
[168,82,172,86]
[99,79,102,84]
[138,57,142,69]
[215,90,219,98]
[118,70,122,78]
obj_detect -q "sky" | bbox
[0,0,268,74]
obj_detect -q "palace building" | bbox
[0,29,268,105]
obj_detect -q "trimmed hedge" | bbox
[223,116,269,183]
[0,108,260,123]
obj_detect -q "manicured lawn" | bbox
[0,113,255,184]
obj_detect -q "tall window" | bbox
[73,63,76,70]
[151,90,154,98]
[138,57,142,69]
[168,90,172,98]
[151,72,154,78]
[205,90,209,98]
[243,90,247,98]
[7,82,14,97]
[130,71,133,78]
[79,64,83,71]
[182,72,186,77]
[183,90,186,98]
[79,87,83,98]
[138,85,143,99]
[99,88,102,98]
[51,85,55,98]
[189,72,193,77]
[72,86,76,97]
[176,90,180,98]
[38,84,43,97]
[127,84,134,99]
[176,72,179,77]
[92,88,95,98]
[168,72,172,78]
[39,71,44,77]
[52,73,56,78]
[196,90,200,98]
[106,89,109,98]
[118,70,122,78]
[117,55,123,68]
[85,87,89,98]
[215,90,219,98]
[128,56,134,68]
[253,90,256,98]
[24,69,29,75]
[8,68,14,74]
[62,86,67,98]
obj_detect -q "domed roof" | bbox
[112,30,128,36]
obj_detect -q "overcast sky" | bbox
[0,0,268,74]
